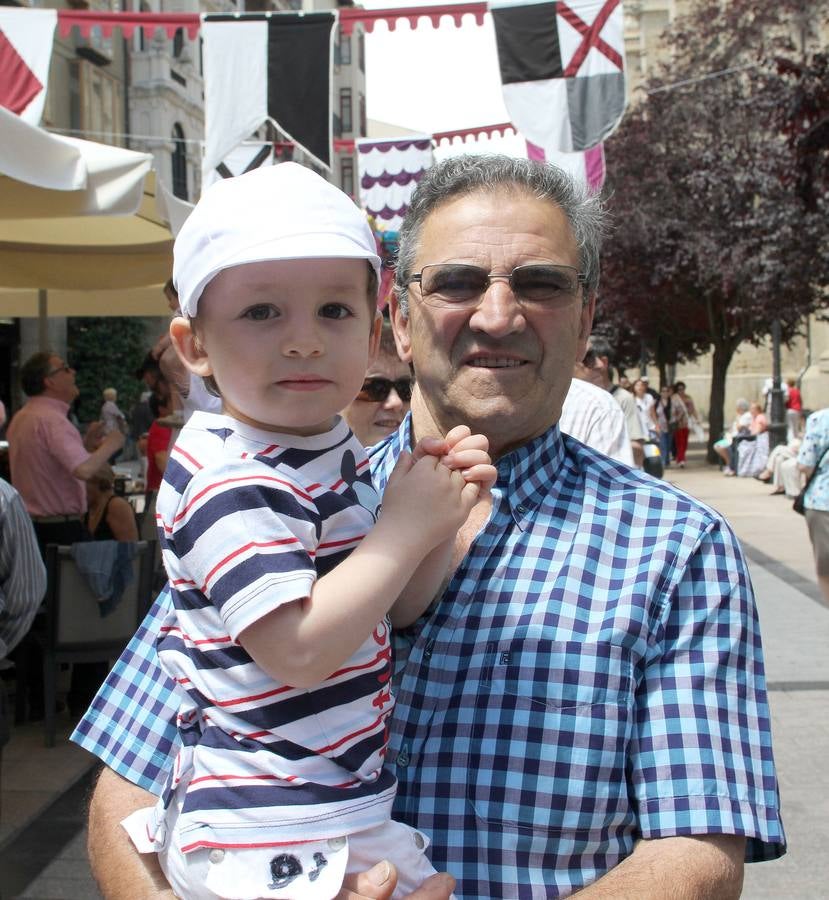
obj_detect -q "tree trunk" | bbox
[707,341,736,464]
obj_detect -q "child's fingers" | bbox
[447,433,489,455]
[412,436,448,461]
[443,424,471,448]
[443,448,491,471]
[459,463,498,489]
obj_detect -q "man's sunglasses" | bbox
[357,377,413,403]
[408,263,584,309]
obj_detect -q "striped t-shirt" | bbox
[150,412,396,851]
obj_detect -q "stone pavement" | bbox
[1,447,826,898]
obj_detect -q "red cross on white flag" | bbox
[0,8,57,125]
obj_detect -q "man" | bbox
[7,352,125,718]
[0,476,47,777]
[75,156,783,898]
[7,353,125,552]
[0,477,46,660]
[560,376,633,464]
[575,335,646,466]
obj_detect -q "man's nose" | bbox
[468,280,526,337]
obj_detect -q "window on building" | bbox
[358,31,365,73]
[340,87,352,133]
[172,28,184,59]
[341,158,354,198]
[139,1,151,52]
[172,124,188,200]
[359,93,366,137]
[339,29,351,65]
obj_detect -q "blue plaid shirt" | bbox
[73,419,784,897]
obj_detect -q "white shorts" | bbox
[122,794,446,900]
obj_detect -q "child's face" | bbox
[186,258,377,435]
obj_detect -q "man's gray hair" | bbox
[394,154,607,315]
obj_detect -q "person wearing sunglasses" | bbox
[342,322,413,447]
[79,156,782,900]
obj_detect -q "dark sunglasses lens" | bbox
[423,265,488,301]
[359,379,412,402]
[512,266,577,301]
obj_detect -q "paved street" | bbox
[1,448,827,898]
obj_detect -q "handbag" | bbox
[793,444,829,515]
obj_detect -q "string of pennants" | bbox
[2,1,622,220]
[53,5,491,41]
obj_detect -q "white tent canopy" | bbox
[0,108,173,311]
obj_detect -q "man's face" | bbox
[573,341,609,389]
[43,355,79,404]
[391,188,594,457]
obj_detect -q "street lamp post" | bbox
[768,318,787,450]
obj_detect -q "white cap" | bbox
[173,163,381,318]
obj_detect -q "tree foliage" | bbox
[597,0,829,457]
[68,317,148,424]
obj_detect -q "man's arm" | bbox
[87,768,175,900]
[0,485,46,655]
[73,430,125,481]
[574,835,745,899]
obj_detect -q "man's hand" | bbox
[337,861,455,900]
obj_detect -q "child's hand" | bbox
[412,426,496,489]
[380,452,483,549]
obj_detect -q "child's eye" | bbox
[319,303,351,320]
[242,304,278,321]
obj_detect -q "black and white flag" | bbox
[201,12,336,178]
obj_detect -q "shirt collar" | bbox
[369,413,567,522]
[31,394,71,414]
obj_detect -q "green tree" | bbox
[68,317,149,424]
[599,0,829,460]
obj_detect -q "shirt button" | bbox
[397,746,410,767]
[516,504,527,515]
[328,836,347,851]
[208,848,225,863]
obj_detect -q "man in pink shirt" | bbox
[8,352,124,551]
[7,351,125,719]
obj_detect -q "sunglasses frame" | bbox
[408,263,585,308]
[357,377,413,403]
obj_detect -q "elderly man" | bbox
[75,156,783,899]
[7,352,125,552]
[575,335,646,466]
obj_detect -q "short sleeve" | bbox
[71,588,180,795]
[629,520,785,861]
[166,462,320,640]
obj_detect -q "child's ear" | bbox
[169,316,213,378]
[367,311,382,362]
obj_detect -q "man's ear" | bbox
[169,316,213,378]
[389,295,412,363]
[576,291,597,356]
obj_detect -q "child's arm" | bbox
[388,427,496,628]
[238,453,483,689]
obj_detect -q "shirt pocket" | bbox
[466,638,635,842]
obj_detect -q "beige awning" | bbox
[0,284,170,318]
[0,109,174,294]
